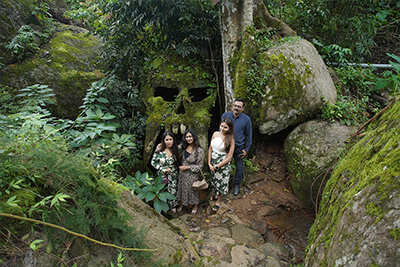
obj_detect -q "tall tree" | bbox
[217,0,294,109]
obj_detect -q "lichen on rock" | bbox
[284,120,355,207]
[1,23,105,119]
[305,100,400,267]
[230,33,336,136]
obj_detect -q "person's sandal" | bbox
[191,208,197,215]
[212,204,220,212]
[177,205,183,213]
[210,195,218,201]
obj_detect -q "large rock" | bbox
[1,24,105,119]
[118,191,199,266]
[0,0,71,65]
[258,39,336,135]
[305,100,400,266]
[259,39,336,135]
[284,120,355,206]
[0,0,38,64]
[231,224,265,248]
[240,38,336,135]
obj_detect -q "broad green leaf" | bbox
[158,193,167,202]
[7,195,19,207]
[102,114,116,120]
[145,192,155,202]
[375,79,389,91]
[163,191,176,200]
[97,97,109,103]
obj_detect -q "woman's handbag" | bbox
[192,170,208,190]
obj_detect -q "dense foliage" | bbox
[66,0,221,80]
[0,108,148,266]
[265,0,400,63]
[63,0,400,126]
[319,54,400,125]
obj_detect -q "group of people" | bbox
[151,98,252,214]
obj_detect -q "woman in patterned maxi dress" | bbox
[176,129,205,215]
[208,117,235,212]
[151,131,180,212]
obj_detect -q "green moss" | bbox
[142,51,216,129]
[257,52,310,108]
[193,256,220,267]
[231,28,258,101]
[306,101,400,265]
[230,30,311,121]
[389,228,400,240]
[353,243,359,255]
[1,23,105,119]
[171,249,183,264]
[365,202,383,216]
[49,27,103,71]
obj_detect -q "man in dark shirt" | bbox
[221,98,252,196]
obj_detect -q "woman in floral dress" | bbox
[151,131,180,212]
[208,117,235,212]
[176,129,205,215]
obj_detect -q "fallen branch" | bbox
[0,212,158,252]
[353,95,400,137]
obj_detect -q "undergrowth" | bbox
[0,123,150,266]
[0,80,152,266]
[319,54,400,126]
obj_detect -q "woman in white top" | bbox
[208,117,235,212]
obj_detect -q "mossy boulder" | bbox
[304,100,400,266]
[233,37,336,135]
[0,0,39,64]
[118,190,199,266]
[284,120,355,207]
[1,23,105,119]
[0,0,71,65]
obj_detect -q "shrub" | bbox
[5,25,41,61]
[124,171,176,214]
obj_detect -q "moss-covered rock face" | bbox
[1,24,105,119]
[304,100,400,266]
[284,120,355,207]
[118,191,200,265]
[232,37,336,135]
[0,0,70,65]
[142,52,217,166]
[0,0,38,64]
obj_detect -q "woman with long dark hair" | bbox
[208,117,235,212]
[151,131,180,212]
[176,129,205,215]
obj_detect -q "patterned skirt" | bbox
[210,150,231,195]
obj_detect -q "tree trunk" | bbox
[220,0,253,111]
[219,0,294,111]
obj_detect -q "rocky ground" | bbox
[166,138,316,265]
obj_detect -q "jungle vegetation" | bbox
[1,0,399,266]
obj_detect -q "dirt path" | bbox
[169,139,315,261]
